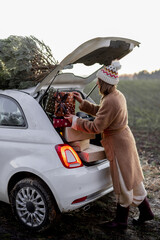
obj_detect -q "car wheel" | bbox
[9,178,57,232]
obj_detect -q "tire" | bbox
[9,178,57,232]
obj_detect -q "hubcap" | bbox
[26,202,35,213]
[16,186,46,227]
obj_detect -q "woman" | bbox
[65,61,154,229]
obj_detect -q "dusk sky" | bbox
[1,0,159,75]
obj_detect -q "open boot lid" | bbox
[32,37,140,95]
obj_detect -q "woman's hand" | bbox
[73,92,83,103]
[64,114,74,124]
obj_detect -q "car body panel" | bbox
[40,160,113,212]
[0,90,63,200]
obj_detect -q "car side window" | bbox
[0,96,26,127]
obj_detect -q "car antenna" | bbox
[85,83,97,99]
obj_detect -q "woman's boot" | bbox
[133,197,154,225]
[99,203,129,229]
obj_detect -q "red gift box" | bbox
[53,118,71,128]
[54,92,75,117]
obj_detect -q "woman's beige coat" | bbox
[76,89,144,194]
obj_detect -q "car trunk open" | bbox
[36,37,140,164]
[32,37,140,94]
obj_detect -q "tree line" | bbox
[120,69,160,81]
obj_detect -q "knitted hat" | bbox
[96,60,121,85]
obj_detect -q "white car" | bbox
[0,37,139,232]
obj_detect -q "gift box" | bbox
[53,118,71,128]
[63,127,95,142]
[54,91,75,117]
[69,139,90,152]
[78,144,106,162]
[45,88,56,114]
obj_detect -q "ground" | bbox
[0,129,160,240]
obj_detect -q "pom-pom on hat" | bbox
[96,60,121,85]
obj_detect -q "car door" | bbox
[0,94,27,198]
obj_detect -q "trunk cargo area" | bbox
[40,89,107,164]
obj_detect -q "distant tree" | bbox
[119,74,134,81]
[151,69,160,79]
[133,70,150,80]
[0,35,58,89]
[120,69,160,81]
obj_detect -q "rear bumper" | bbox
[44,160,113,212]
[70,185,113,211]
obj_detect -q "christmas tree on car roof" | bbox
[0,35,58,90]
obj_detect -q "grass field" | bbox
[84,79,160,165]
[118,79,160,130]
[84,79,160,131]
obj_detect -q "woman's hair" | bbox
[98,78,116,96]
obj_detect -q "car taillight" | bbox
[72,196,87,204]
[55,144,83,169]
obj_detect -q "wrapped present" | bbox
[78,144,106,162]
[53,118,71,128]
[69,139,90,152]
[63,127,95,142]
[54,91,75,117]
[45,88,56,114]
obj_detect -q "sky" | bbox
[0,0,160,75]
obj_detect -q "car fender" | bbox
[0,148,62,204]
